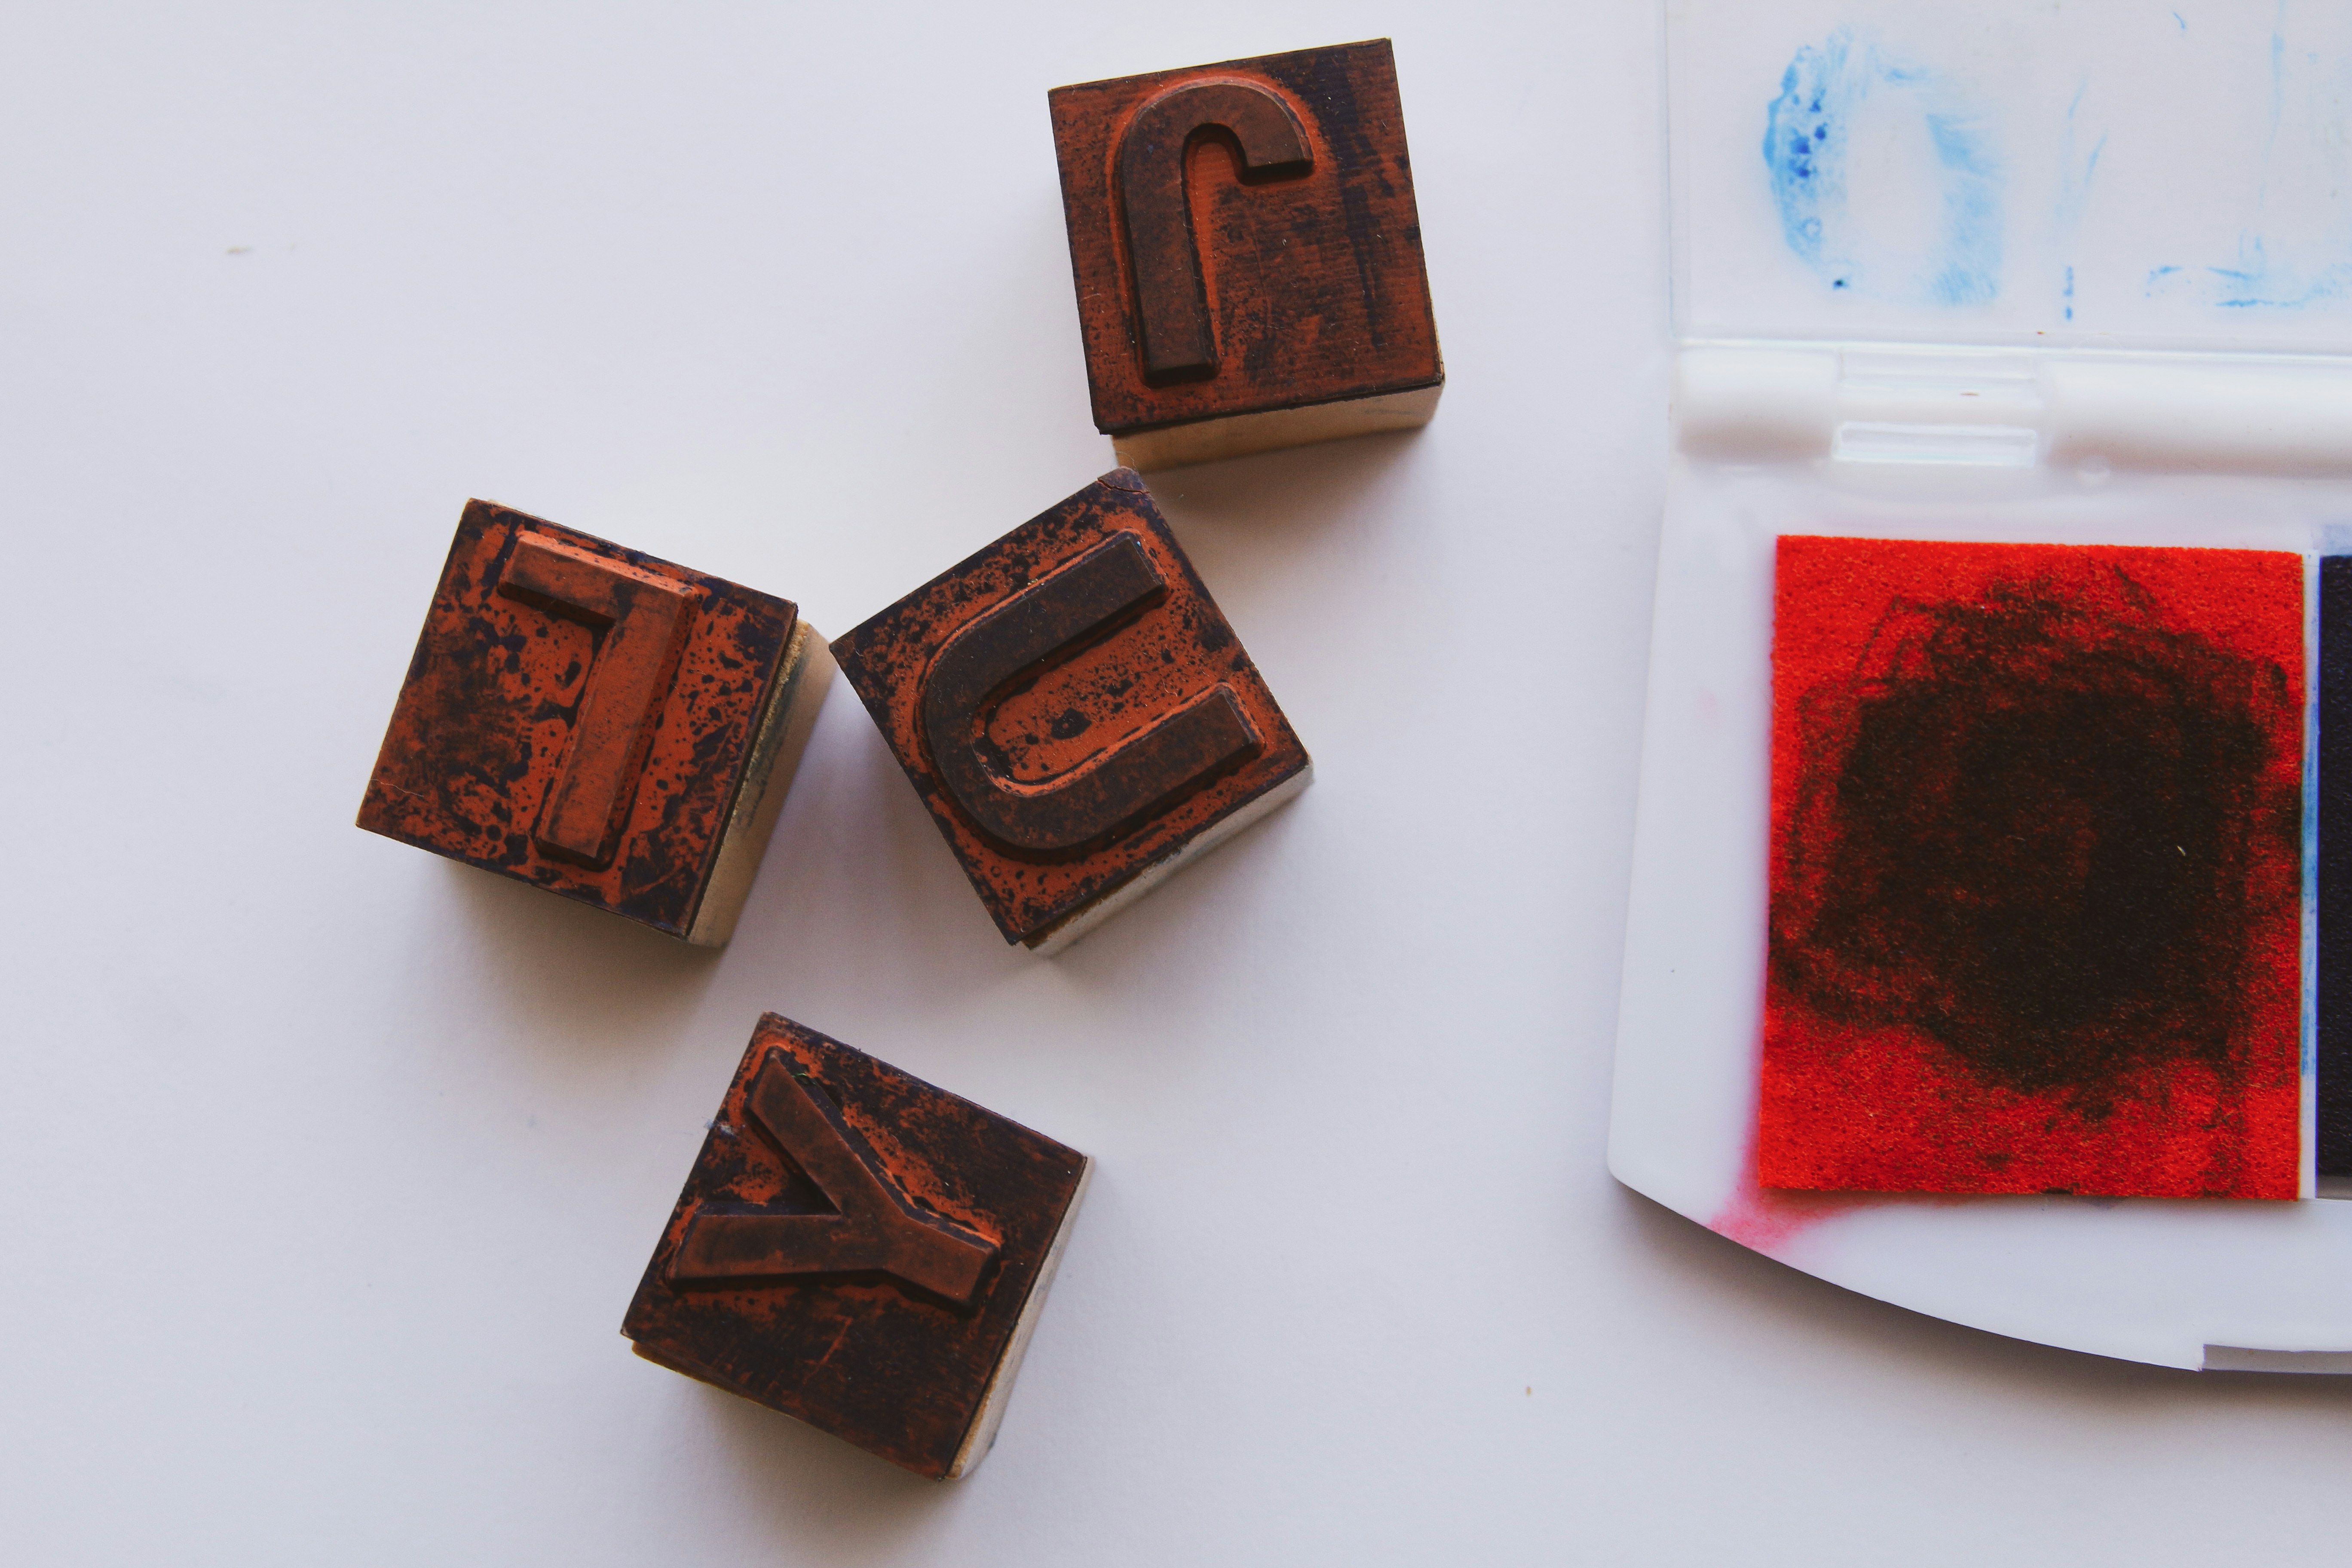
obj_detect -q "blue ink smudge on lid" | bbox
[2145,11,2352,313]
[1764,30,2005,307]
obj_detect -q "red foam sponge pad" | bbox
[1760,536,2303,1200]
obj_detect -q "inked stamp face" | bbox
[1761,537,2304,1200]
[621,1015,1090,1479]
[831,471,1310,949]
[357,500,803,940]
[1049,40,1442,441]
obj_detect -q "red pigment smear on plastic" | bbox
[1709,1170,1875,1253]
[1708,1129,2004,1253]
[1761,537,2303,1200]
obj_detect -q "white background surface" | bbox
[7,3,2352,1565]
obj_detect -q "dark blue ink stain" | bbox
[1764,29,2003,306]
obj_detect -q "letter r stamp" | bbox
[1049,39,1443,470]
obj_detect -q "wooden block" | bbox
[621,1014,1092,1480]
[1049,37,1442,471]
[830,468,1311,953]
[356,500,832,945]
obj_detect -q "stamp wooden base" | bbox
[685,623,834,946]
[1111,386,1442,473]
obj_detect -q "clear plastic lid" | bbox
[1670,0,2352,356]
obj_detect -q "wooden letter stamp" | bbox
[1050,38,1442,470]
[356,500,833,945]
[621,1014,1092,1479]
[831,469,1312,953]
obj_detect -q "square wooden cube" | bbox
[621,1014,1093,1480]
[356,499,833,945]
[1049,37,1442,470]
[830,469,1312,953]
